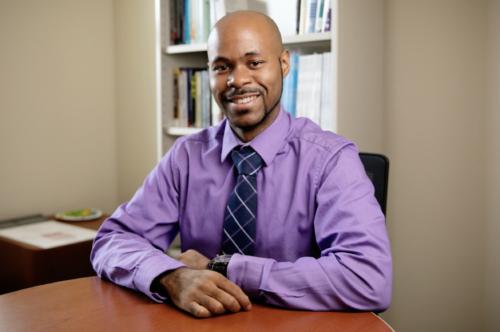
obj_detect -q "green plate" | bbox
[55,208,103,221]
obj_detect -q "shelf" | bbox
[283,32,332,45]
[165,32,332,54]
[164,126,203,136]
[165,43,208,54]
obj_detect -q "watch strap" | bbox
[207,254,232,277]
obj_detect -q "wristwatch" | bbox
[207,254,232,277]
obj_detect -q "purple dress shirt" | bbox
[91,110,392,311]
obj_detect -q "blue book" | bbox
[282,52,299,117]
[183,0,191,44]
[307,0,318,33]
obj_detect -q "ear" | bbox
[280,49,291,77]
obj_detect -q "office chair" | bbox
[359,153,389,216]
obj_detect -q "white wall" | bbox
[485,1,500,331]
[383,1,487,331]
[114,0,159,202]
[0,0,118,219]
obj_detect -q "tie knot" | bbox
[231,146,263,175]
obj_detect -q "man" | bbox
[91,11,392,318]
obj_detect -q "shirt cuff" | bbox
[226,254,271,297]
[134,252,186,303]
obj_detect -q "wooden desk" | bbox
[0,277,394,332]
[0,217,105,294]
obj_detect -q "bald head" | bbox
[207,11,284,60]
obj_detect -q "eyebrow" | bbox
[210,51,262,64]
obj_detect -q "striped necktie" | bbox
[221,146,263,255]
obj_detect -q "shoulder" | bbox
[288,117,356,156]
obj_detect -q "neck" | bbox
[231,106,281,142]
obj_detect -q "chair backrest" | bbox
[359,153,389,216]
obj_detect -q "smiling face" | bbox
[207,11,290,142]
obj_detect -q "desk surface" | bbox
[0,277,394,332]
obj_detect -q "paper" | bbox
[0,220,97,249]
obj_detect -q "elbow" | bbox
[357,268,393,312]
[369,281,392,312]
[341,275,392,312]
[338,259,393,312]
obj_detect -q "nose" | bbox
[227,65,251,88]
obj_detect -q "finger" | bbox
[215,277,252,310]
[189,301,211,318]
[207,287,243,312]
[197,295,226,315]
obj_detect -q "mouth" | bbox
[225,93,260,105]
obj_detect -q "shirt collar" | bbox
[220,109,291,166]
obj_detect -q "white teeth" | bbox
[231,95,258,104]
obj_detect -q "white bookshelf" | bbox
[158,0,338,146]
[165,32,332,55]
[164,126,203,136]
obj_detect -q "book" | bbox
[321,0,331,32]
[174,67,212,128]
[305,0,319,34]
[298,0,308,34]
[282,51,299,117]
[314,0,325,33]
[169,0,182,44]
[183,0,191,44]
[0,214,46,230]
[320,52,335,131]
[323,2,332,32]
[296,53,322,124]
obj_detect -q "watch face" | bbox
[209,255,232,277]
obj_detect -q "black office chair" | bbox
[359,153,389,216]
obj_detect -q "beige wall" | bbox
[383,1,488,331]
[486,1,500,331]
[0,0,118,219]
[337,0,385,153]
[114,0,160,203]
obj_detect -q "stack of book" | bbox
[169,0,332,45]
[172,68,222,128]
[282,51,334,131]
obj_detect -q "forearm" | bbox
[91,217,185,302]
[227,252,392,311]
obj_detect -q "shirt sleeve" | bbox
[226,145,393,311]
[90,142,185,303]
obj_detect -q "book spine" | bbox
[298,0,308,34]
[321,0,331,32]
[173,69,180,125]
[320,52,334,131]
[290,52,299,118]
[315,0,324,33]
[183,0,191,44]
[324,5,331,32]
[188,69,195,126]
[306,0,318,34]
[179,70,188,127]
[195,71,202,127]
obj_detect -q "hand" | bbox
[178,249,210,269]
[160,268,252,318]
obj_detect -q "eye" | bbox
[212,63,229,73]
[249,60,265,69]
